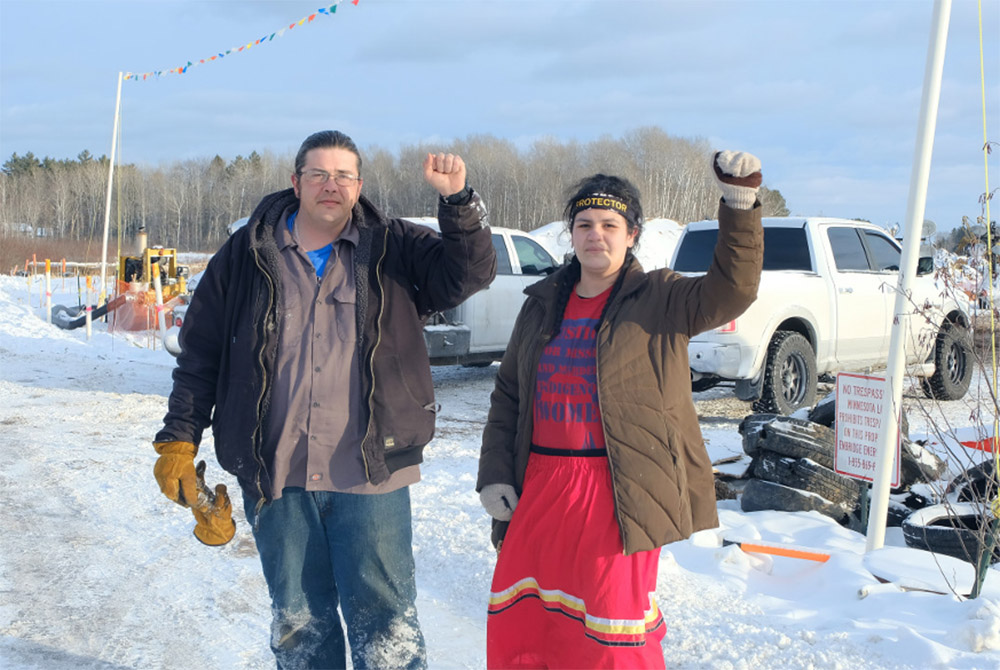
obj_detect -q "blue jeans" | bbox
[244,487,427,670]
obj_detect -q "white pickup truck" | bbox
[410,218,559,365]
[670,217,973,414]
[165,218,559,363]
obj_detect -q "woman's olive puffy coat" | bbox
[478,201,763,555]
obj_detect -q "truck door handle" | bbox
[839,288,854,294]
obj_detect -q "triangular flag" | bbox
[125,0,362,83]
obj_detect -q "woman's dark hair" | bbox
[294,130,362,176]
[562,173,644,251]
[546,174,643,337]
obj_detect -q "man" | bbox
[153,130,496,669]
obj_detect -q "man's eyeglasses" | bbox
[298,169,361,187]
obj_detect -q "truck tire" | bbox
[807,390,836,427]
[946,459,998,503]
[740,414,823,457]
[753,331,817,415]
[752,450,863,509]
[921,322,973,401]
[758,418,835,469]
[692,376,720,393]
[739,479,849,524]
[901,502,1000,564]
[898,438,947,488]
[738,413,781,456]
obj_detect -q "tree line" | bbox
[1,127,790,253]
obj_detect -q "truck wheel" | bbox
[753,331,817,415]
[921,322,972,401]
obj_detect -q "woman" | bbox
[477,151,765,668]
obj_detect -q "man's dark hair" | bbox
[562,173,644,250]
[294,130,363,175]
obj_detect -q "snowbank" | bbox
[1,273,999,669]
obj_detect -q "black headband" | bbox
[569,192,637,228]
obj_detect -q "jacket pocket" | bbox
[654,418,687,501]
[372,354,435,450]
[330,282,356,342]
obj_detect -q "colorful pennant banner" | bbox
[123,1,359,82]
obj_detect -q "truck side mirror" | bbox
[916,256,934,276]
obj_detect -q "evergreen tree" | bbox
[2,152,42,176]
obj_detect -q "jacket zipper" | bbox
[250,245,274,527]
[360,227,389,480]
[595,319,628,554]
[518,327,550,471]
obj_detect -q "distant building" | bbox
[1,222,53,237]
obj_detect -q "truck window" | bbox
[512,236,557,276]
[827,227,871,271]
[492,234,513,275]
[863,231,901,271]
[762,228,811,270]
[673,227,811,272]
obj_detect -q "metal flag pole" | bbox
[98,71,123,310]
[866,0,952,552]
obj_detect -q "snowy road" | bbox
[2,275,1000,669]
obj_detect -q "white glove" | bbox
[479,483,519,521]
[712,150,762,210]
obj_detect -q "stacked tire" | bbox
[901,460,1000,564]
[738,414,865,528]
[736,398,947,532]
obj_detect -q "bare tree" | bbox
[0,126,790,253]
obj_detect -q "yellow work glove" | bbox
[192,481,236,546]
[153,440,198,507]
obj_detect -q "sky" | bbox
[1,0,998,234]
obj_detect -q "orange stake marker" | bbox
[724,539,831,563]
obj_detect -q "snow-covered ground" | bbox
[2,266,1000,669]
